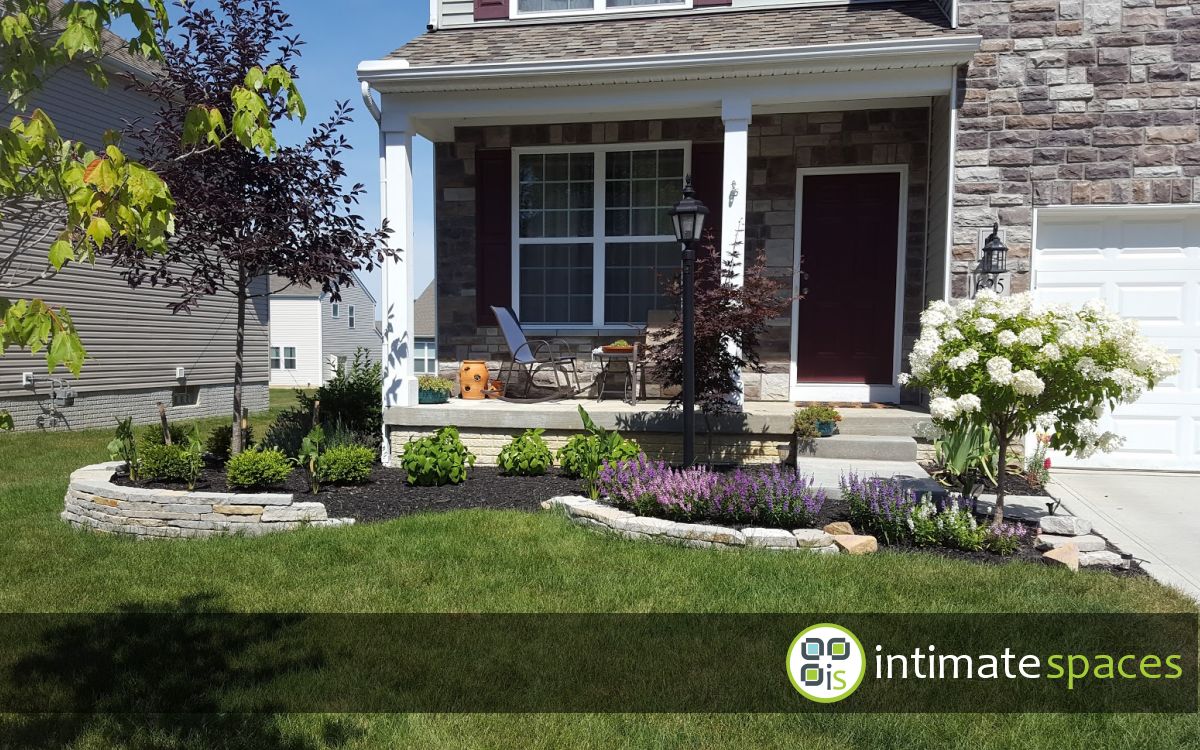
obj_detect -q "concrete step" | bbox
[834,408,930,438]
[798,434,918,462]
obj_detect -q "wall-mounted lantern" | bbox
[975,222,1009,294]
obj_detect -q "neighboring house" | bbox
[361,0,1200,470]
[268,276,382,388]
[413,282,439,376]
[0,46,269,430]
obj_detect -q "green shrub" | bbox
[792,405,841,438]
[319,444,376,485]
[497,428,553,477]
[138,421,188,450]
[556,406,640,499]
[401,426,475,486]
[107,417,139,481]
[418,375,455,395]
[226,448,293,490]
[205,423,255,463]
[140,444,192,483]
[260,410,309,458]
[263,348,382,455]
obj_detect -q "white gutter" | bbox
[357,35,981,87]
[360,80,383,124]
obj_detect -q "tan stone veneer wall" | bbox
[62,462,354,539]
[952,0,1200,297]
[388,428,789,467]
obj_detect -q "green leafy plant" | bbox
[107,416,139,481]
[226,448,293,490]
[205,423,255,464]
[556,406,641,499]
[418,375,454,395]
[319,445,375,485]
[294,425,325,494]
[0,412,13,430]
[497,428,554,477]
[265,349,382,455]
[792,405,841,438]
[931,420,998,497]
[609,339,630,347]
[138,421,188,451]
[181,424,205,491]
[140,444,191,484]
[401,426,476,486]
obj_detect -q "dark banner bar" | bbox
[0,613,1193,713]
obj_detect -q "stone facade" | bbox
[952,0,1200,297]
[62,462,354,539]
[434,109,934,401]
[0,382,269,431]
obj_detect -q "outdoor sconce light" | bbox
[976,222,1009,293]
[669,177,710,469]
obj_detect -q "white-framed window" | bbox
[413,338,437,374]
[283,347,296,370]
[348,305,356,329]
[514,0,689,19]
[270,346,281,369]
[331,303,339,319]
[513,142,688,327]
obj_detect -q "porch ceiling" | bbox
[389,2,954,69]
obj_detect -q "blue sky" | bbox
[268,0,436,312]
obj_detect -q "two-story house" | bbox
[360,0,1199,470]
[268,275,383,388]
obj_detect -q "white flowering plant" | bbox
[903,290,1177,522]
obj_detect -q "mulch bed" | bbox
[113,465,584,523]
[918,461,1052,498]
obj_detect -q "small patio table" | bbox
[593,344,641,406]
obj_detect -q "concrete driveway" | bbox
[1049,470,1200,603]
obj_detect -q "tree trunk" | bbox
[231,266,247,456]
[994,426,1009,525]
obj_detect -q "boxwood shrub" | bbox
[226,448,293,490]
[319,445,375,485]
[140,443,192,482]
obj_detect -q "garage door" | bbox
[1032,206,1200,471]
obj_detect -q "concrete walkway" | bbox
[1049,470,1200,603]
[793,457,926,490]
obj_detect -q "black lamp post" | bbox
[669,176,709,468]
[976,222,1009,293]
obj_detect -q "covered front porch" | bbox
[358,4,979,461]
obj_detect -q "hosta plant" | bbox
[497,428,553,477]
[902,291,1177,523]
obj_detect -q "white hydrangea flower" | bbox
[943,326,964,342]
[929,396,960,421]
[974,317,997,334]
[1018,328,1043,347]
[997,330,1018,347]
[1059,328,1086,350]
[955,393,982,413]
[1039,342,1062,362]
[1076,356,1105,380]
[1011,369,1045,397]
[986,356,1014,385]
[948,348,979,370]
[898,372,912,386]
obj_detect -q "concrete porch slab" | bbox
[793,456,927,492]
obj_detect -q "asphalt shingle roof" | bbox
[389,2,954,68]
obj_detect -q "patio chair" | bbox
[490,306,582,400]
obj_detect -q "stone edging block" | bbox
[62,462,354,540]
[543,495,842,554]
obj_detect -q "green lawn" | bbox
[0,393,1196,748]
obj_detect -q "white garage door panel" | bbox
[1033,206,1200,471]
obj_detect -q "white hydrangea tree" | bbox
[903,290,1177,523]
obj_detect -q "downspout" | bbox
[360,81,382,124]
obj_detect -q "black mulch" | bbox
[918,461,1052,498]
[114,465,584,523]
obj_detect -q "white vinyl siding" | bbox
[269,298,323,387]
[1032,206,1200,470]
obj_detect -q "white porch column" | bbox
[721,97,751,407]
[379,119,416,464]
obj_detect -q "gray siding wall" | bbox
[0,65,270,422]
[320,283,382,374]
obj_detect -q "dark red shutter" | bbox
[474,0,509,20]
[689,142,723,264]
[693,0,732,6]
[476,148,512,326]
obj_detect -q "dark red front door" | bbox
[795,172,900,384]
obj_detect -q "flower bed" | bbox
[596,457,826,529]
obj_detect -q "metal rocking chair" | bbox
[490,306,582,401]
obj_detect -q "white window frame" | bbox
[331,303,340,319]
[414,338,438,375]
[348,305,356,329]
[510,141,691,330]
[283,346,297,370]
[510,0,691,21]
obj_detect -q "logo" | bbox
[786,623,866,703]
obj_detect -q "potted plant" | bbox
[793,405,842,438]
[418,375,455,404]
[601,339,634,354]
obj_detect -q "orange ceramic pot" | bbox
[459,360,489,400]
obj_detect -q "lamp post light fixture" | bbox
[976,221,1009,294]
[669,176,709,468]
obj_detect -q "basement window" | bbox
[171,385,200,408]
